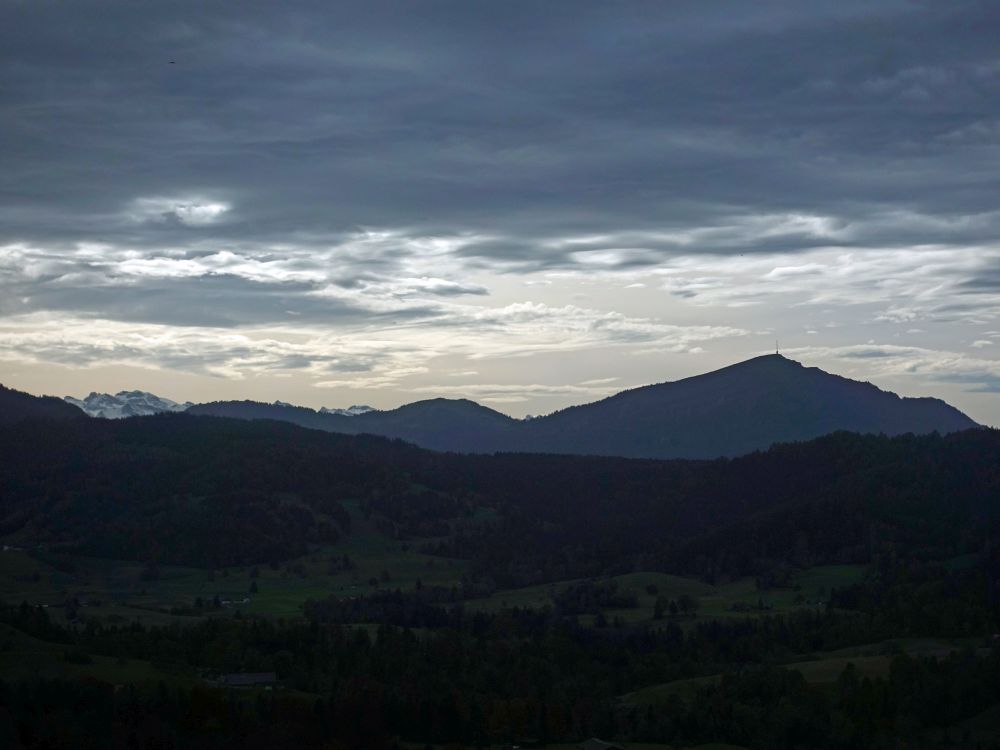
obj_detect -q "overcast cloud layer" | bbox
[2,0,1000,423]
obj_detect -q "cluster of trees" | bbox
[3,415,1000,745]
[623,652,1000,749]
[360,485,476,539]
[653,593,699,619]
[2,414,999,586]
[403,429,1000,590]
[303,588,462,628]
[3,586,1000,748]
[0,384,83,425]
[6,653,1000,749]
[0,416,383,566]
[550,579,638,614]
[829,561,996,637]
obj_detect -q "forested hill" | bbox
[187,354,977,458]
[0,413,996,585]
[0,383,84,424]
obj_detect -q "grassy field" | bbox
[0,622,197,686]
[0,529,868,629]
[695,564,867,620]
[464,571,714,615]
[620,655,895,708]
[621,635,978,709]
[1,498,867,631]
[0,500,468,624]
[463,564,868,631]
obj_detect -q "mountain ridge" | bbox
[518,353,975,457]
[320,404,376,417]
[187,354,978,458]
[0,384,87,424]
[64,390,193,419]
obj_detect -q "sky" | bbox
[2,0,1000,423]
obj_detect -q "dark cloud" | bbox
[3,1,1000,417]
[0,270,442,328]
[2,0,1000,254]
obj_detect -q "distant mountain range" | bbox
[64,390,193,419]
[187,354,979,458]
[320,404,376,417]
[2,354,978,457]
[57,390,377,421]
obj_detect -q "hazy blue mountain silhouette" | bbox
[0,384,86,424]
[187,354,977,458]
[188,397,519,453]
[520,354,976,458]
[349,398,519,452]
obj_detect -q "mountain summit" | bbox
[187,354,977,459]
[319,404,376,417]
[64,390,192,419]
[519,354,977,458]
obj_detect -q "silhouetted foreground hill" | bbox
[188,354,977,458]
[0,413,996,583]
[0,384,84,424]
[4,414,1000,749]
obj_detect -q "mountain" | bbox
[348,398,519,452]
[189,397,519,453]
[320,404,376,417]
[64,390,193,419]
[186,354,978,458]
[520,354,978,458]
[0,384,86,424]
[187,399,355,432]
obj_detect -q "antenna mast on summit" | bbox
[776,340,779,355]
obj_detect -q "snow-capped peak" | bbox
[320,404,376,417]
[64,390,193,419]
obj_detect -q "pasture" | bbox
[0,500,467,624]
[0,492,868,630]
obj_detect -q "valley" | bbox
[1,384,998,748]
[5,3,998,746]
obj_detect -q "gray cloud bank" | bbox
[1,1,999,418]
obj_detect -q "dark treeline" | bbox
[421,428,1000,588]
[0,384,84,425]
[2,415,999,586]
[0,416,385,566]
[7,651,1000,749]
[4,417,1000,746]
[3,579,1000,749]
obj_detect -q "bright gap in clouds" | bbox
[129,198,231,227]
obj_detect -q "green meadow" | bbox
[0,500,468,624]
